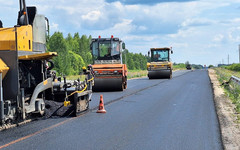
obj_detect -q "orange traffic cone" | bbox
[97,95,106,113]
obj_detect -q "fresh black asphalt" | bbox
[0,70,223,150]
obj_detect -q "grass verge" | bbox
[214,68,240,114]
[66,70,148,80]
[66,74,86,81]
[128,70,147,79]
[173,65,186,70]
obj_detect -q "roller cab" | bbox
[91,36,127,91]
[147,47,173,79]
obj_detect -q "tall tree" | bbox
[68,51,85,75]
[47,32,149,76]
[47,32,71,75]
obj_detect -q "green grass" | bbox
[214,68,240,113]
[66,74,86,81]
[66,70,148,80]
[173,64,186,70]
[225,63,240,71]
[67,68,186,80]
[128,70,147,79]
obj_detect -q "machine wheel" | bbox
[148,74,152,79]
[120,82,124,91]
[35,100,45,116]
[169,70,172,79]
[92,87,96,92]
[148,73,153,79]
[124,76,127,89]
[124,81,127,89]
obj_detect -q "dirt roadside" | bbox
[208,69,240,150]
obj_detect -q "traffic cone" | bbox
[97,95,106,113]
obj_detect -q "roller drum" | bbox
[148,69,172,79]
[93,76,123,91]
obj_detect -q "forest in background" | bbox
[47,32,203,76]
[47,32,148,75]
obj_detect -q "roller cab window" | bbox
[151,50,169,62]
[92,40,121,60]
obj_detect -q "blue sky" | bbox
[1,0,240,65]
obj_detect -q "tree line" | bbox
[122,49,148,70]
[225,63,240,71]
[47,32,92,75]
[173,62,204,69]
[47,32,149,75]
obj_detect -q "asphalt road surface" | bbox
[0,70,223,150]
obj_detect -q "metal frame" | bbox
[91,37,122,63]
[150,48,171,62]
[0,73,4,124]
[229,75,240,85]
[25,78,53,113]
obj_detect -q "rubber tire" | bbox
[124,81,127,89]
[168,70,172,79]
[124,77,127,89]
[120,82,124,91]
[148,74,152,79]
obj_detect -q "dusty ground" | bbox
[208,69,240,150]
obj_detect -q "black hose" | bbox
[47,60,54,70]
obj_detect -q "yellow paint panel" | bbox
[0,25,33,51]
[18,52,57,60]
[0,59,9,79]
[0,27,16,50]
[17,25,32,51]
[64,101,71,107]
[148,61,173,69]
[43,80,48,85]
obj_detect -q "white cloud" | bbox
[2,0,240,65]
[213,34,224,42]
[207,44,221,48]
[56,6,76,15]
[171,43,189,48]
[228,27,240,43]
[123,35,157,42]
[111,19,135,33]
[167,28,198,38]
[138,26,147,31]
[181,18,215,27]
[0,0,14,6]
[50,22,59,32]
[90,19,137,37]
[82,11,101,21]
[229,18,240,23]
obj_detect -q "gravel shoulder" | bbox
[208,69,240,150]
